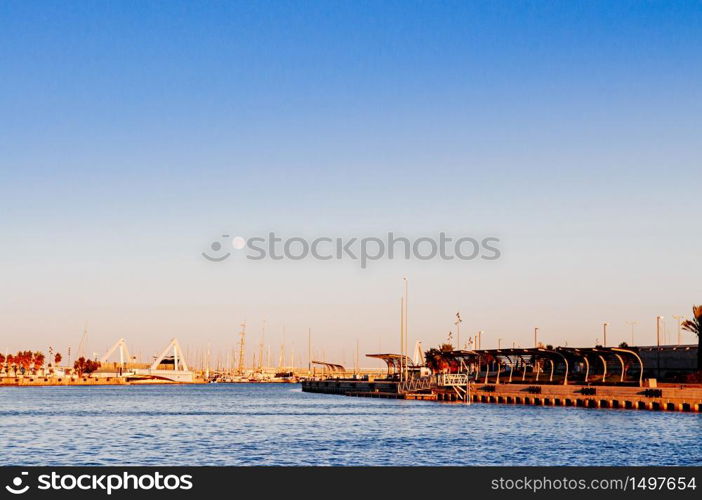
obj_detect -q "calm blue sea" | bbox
[0,384,699,466]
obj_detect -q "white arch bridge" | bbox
[100,338,194,383]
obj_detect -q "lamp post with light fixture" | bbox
[603,322,608,347]
[656,316,664,379]
[672,315,683,346]
[625,321,638,346]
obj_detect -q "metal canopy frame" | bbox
[311,360,346,374]
[445,346,645,386]
[366,353,414,377]
[556,347,644,387]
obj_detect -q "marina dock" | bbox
[302,378,702,411]
[302,345,702,412]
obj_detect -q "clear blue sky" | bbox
[1,1,700,365]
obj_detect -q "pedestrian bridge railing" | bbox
[437,373,469,387]
[398,377,433,394]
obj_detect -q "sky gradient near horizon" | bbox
[1,1,701,367]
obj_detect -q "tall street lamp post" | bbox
[603,322,608,347]
[656,316,664,379]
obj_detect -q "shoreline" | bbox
[0,376,204,386]
[0,376,305,386]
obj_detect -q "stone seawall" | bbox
[450,383,702,412]
[0,376,204,386]
[1,375,129,386]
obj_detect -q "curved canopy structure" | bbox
[366,353,414,377]
[311,361,346,374]
[445,346,644,386]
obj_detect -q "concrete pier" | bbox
[301,379,702,412]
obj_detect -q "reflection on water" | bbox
[0,384,700,466]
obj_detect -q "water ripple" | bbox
[1,384,700,466]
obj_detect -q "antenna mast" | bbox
[77,323,88,358]
[279,325,286,370]
[258,320,266,372]
[237,321,246,375]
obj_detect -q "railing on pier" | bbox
[398,377,433,394]
[437,373,469,387]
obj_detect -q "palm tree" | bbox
[7,355,16,376]
[17,351,32,375]
[74,356,87,376]
[32,351,45,375]
[681,305,702,371]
